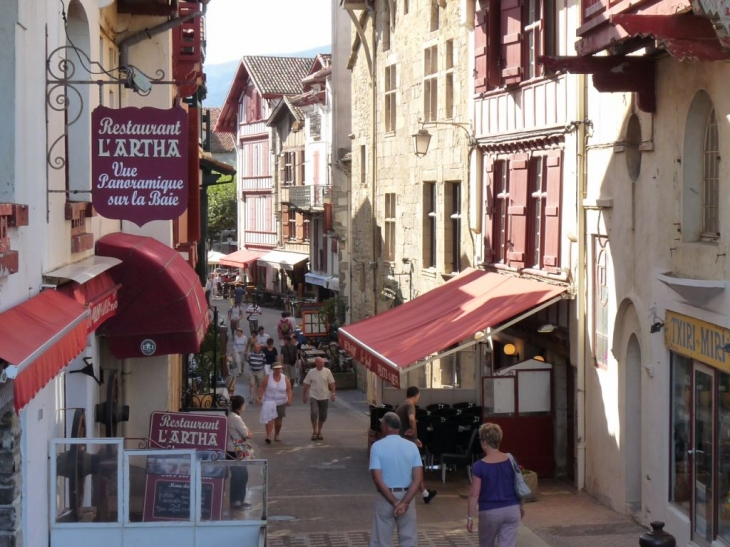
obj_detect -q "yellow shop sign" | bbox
[665,310,730,371]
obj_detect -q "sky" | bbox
[204,0,333,65]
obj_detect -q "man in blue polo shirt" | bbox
[369,412,423,547]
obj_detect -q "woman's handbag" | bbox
[507,453,532,500]
[231,437,255,461]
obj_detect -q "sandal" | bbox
[316,434,323,440]
[265,438,271,444]
[274,436,281,442]
[311,434,318,441]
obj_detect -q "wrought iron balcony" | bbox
[281,185,331,211]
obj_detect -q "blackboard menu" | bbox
[143,475,222,522]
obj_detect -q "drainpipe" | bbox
[117,0,210,67]
[576,72,588,491]
[370,6,378,317]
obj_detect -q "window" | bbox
[283,152,294,186]
[670,353,691,514]
[360,145,367,185]
[384,193,396,261]
[683,91,720,242]
[384,65,397,133]
[594,237,609,368]
[703,107,719,238]
[288,210,297,241]
[444,40,454,119]
[485,151,562,270]
[404,0,409,15]
[430,0,439,31]
[444,182,461,273]
[423,46,438,122]
[423,182,436,269]
[383,4,391,52]
[528,157,546,268]
[474,0,557,90]
[303,218,310,242]
[493,161,509,263]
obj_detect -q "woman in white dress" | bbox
[257,364,292,444]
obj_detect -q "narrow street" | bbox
[221,300,647,546]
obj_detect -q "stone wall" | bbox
[0,383,20,547]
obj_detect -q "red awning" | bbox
[220,249,264,268]
[96,233,210,359]
[58,271,121,334]
[0,290,89,412]
[338,269,567,388]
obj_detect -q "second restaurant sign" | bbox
[91,105,188,226]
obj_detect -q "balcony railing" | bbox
[243,230,276,248]
[241,176,273,192]
[281,185,332,211]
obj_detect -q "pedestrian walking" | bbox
[280,335,298,385]
[246,302,262,332]
[466,423,523,547]
[369,411,423,547]
[258,364,293,444]
[213,271,222,298]
[247,343,266,406]
[234,283,245,306]
[396,386,437,504]
[256,326,270,347]
[228,301,244,339]
[277,311,296,347]
[231,328,247,377]
[262,338,278,376]
[204,273,213,306]
[302,357,335,441]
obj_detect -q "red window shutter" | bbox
[282,204,290,240]
[507,153,529,268]
[313,151,320,185]
[324,203,333,232]
[322,235,328,271]
[487,0,501,88]
[501,0,523,86]
[254,91,261,121]
[245,87,254,122]
[474,6,488,93]
[483,155,495,263]
[186,106,201,242]
[543,150,562,271]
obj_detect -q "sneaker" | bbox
[424,490,437,504]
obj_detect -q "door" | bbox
[693,364,715,546]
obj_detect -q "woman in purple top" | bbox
[466,423,523,546]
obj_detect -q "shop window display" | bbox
[671,353,691,512]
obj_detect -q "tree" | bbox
[207,175,236,245]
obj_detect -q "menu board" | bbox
[143,475,219,521]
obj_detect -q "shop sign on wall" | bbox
[665,310,730,372]
[91,106,188,226]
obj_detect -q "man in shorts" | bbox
[280,335,298,386]
[247,343,266,405]
[396,386,437,504]
[302,357,335,441]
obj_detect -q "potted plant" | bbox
[317,296,356,388]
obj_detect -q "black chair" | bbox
[426,403,450,412]
[441,427,481,483]
[431,407,459,419]
[452,402,475,410]
[426,420,460,470]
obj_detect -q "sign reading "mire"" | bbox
[665,310,730,371]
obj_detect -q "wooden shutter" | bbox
[474,5,488,93]
[313,151,320,185]
[543,150,562,271]
[296,150,305,185]
[282,204,290,240]
[295,212,304,241]
[265,195,273,232]
[487,0,501,89]
[507,153,529,268]
[279,151,286,185]
[324,203,333,232]
[254,91,261,121]
[483,155,495,263]
[501,0,523,86]
[322,235,328,271]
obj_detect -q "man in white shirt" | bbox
[256,326,270,347]
[246,302,262,332]
[302,357,336,441]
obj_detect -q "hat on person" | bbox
[380,412,401,430]
[272,364,283,369]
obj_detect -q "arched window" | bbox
[683,91,720,242]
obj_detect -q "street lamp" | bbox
[411,117,478,158]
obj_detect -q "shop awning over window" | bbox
[257,250,309,271]
[57,271,121,334]
[338,268,568,388]
[305,272,330,287]
[0,290,89,412]
[219,249,264,269]
[96,233,210,359]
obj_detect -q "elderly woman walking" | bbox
[257,363,292,444]
[466,423,524,547]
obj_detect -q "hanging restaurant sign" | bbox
[91,106,188,226]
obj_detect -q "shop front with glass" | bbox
[667,310,730,546]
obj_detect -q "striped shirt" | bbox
[248,351,265,372]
